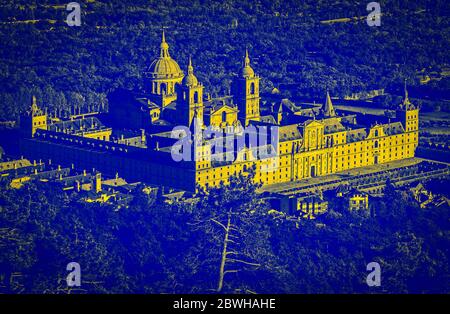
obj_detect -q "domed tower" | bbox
[145,30,184,107]
[20,96,47,137]
[232,49,260,126]
[176,57,204,127]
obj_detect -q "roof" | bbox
[49,117,108,134]
[277,98,298,113]
[323,118,345,134]
[204,96,237,114]
[279,124,302,141]
[0,159,32,171]
[260,115,277,124]
[103,177,128,187]
[383,122,405,135]
[347,128,367,143]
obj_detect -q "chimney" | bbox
[141,129,146,143]
[94,173,102,193]
[75,181,80,192]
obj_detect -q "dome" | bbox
[147,30,184,79]
[241,66,254,78]
[182,57,199,86]
[182,74,198,86]
[148,58,183,79]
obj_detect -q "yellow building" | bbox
[348,190,369,211]
[18,32,420,193]
[194,86,418,189]
[297,195,328,219]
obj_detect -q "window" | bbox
[250,82,255,94]
[160,83,167,94]
[194,91,199,103]
[222,111,227,123]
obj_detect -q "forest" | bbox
[0,174,448,293]
[0,0,449,121]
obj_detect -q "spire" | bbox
[323,90,336,117]
[160,28,170,58]
[30,95,39,115]
[241,48,255,78]
[244,48,250,67]
[188,55,193,75]
[403,79,410,106]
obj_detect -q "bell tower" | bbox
[396,81,419,132]
[176,57,204,127]
[20,96,47,137]
[232,49,260,126]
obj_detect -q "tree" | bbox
[189,173,280,293]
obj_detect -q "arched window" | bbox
[194,91,199,103]
[160,83,167,95]
[374,140,379,148]
[374,130,379,137]
[250,82,255,95]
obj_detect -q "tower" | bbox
[396,81,419,158]
[145,30,184,107]
[176,57,204,127]
[20,96,47,137]
[232,49,260,126]
[396,81,419,132]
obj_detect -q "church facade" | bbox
[19,31,419,192]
